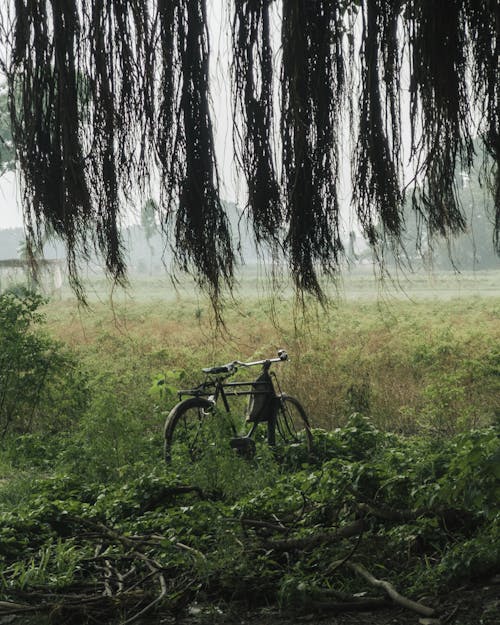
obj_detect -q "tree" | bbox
[0,1,498,309]
[140,198,159,276]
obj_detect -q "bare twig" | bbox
[103,559,113,597]
[326,523,364,575]
[358,503,469,525]
[0,600,34,612]
[175,542,207,560]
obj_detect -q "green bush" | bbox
[0,292,88,438]
[59,385,161,483]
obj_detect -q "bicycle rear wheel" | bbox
[274,394,313,452]
[164,397,237,463]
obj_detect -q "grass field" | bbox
[42,267,500,435]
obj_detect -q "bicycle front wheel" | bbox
[275,395,313,452]
[164,397,215,463]
[164,397,238,463]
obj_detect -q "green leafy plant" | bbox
[0,292,88,438]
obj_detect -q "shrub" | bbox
[0,292,88,438]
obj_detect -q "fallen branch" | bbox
[121,564,167,625]
[304,585,392,612]
[266,518,364,552]
[2,517,195,624]
[76,517,203,563]
[0,600,39,614]
[347,562,435,617]
[0,577,171,621]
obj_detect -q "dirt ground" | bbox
[173,578,500,625]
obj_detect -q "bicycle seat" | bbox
[202,363,235,375]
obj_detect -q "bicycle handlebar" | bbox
[202,349,288,375]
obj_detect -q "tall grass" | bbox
[42,281,500,437]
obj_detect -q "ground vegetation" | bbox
[0,284,499,623]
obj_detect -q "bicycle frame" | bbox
[178,377,274,403]
[176,361,281,444]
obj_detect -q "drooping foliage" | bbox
[280,1,346,298]
[156,0,234,305]
[232,0,281,253]
[1,0,499,303]
[407,0,473,238]
[353,0,403,247]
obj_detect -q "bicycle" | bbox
[163,350,312,463]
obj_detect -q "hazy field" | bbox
[40,264,500,302]
[41,267,500,434]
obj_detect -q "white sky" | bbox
[0,171,22,229]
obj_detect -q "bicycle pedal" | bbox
[229,437,256,459]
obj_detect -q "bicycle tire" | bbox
[164,397,240,463]
[164,397,214,463]
[274,394,313,452]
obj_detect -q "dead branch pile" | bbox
[0,497,469,624]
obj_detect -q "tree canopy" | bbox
[1,0,498,306]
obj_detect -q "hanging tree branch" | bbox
[232,0,282,253]
[353,0,403,247]
[407,0,472,240]
[281,0,345,299]
[2,0,499,307]
[467,0,500,252]
[156,0,234,315]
